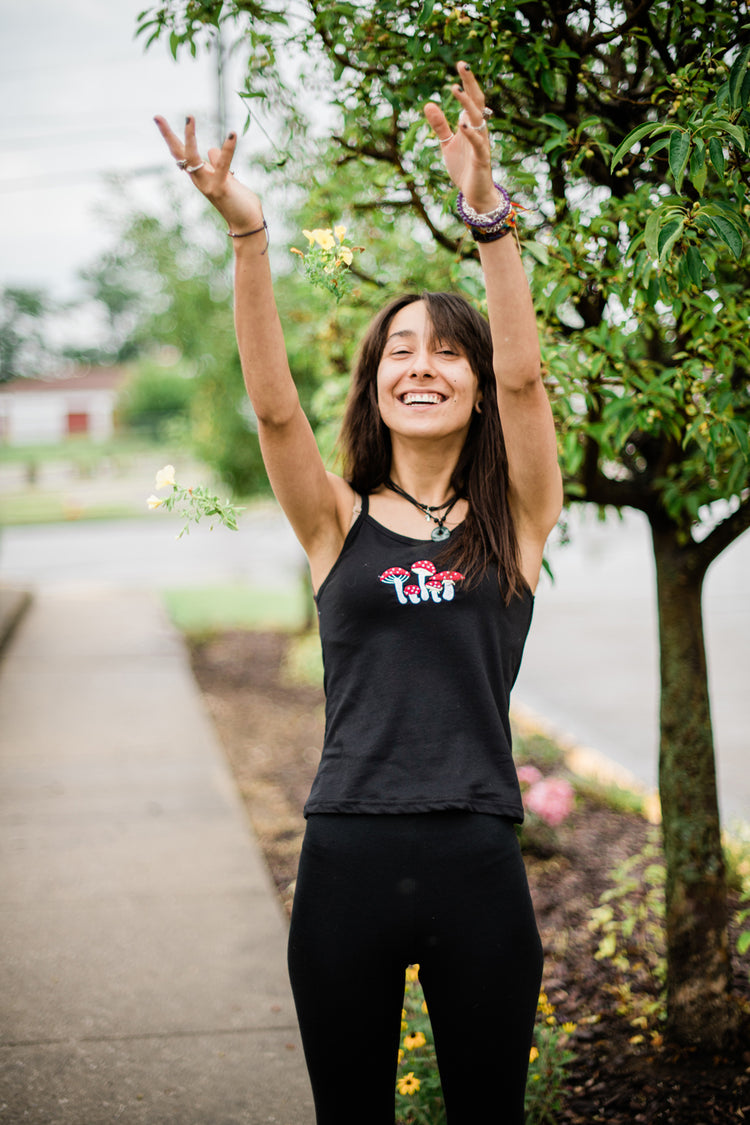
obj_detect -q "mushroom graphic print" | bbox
[378,567,410,604]
[379,562,465,606]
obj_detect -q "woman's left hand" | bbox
[424,62,497,213]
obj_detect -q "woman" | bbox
[156,61,562,1125]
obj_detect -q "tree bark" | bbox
[650,519,736,1049]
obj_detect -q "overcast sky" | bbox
[0,0,255,302]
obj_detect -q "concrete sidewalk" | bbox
[0,589,314,1125]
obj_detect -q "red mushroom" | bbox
[379,566,410,604]
[411,559,437,601]
[403,584,421,605]
[434,570,464,601]
[425,577,443,603]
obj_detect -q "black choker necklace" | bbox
[386,478,461,541]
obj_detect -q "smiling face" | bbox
[375,300,482,443]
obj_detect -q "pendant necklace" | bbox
[386,478,461,542]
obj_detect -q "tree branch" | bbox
[690,493,750,573]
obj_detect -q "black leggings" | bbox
[287,812,543,1125]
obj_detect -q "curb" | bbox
[0,586,33,659]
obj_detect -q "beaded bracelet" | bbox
[455,183,511,229]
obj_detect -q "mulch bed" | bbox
[189,629,750,1124]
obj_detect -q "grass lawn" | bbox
[161,582,316,638]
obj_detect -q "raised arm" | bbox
[153,117,353,586]
[424,67,563,574]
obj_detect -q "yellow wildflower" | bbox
[562,1022,577,1034]
[401,1008,408,1032]
[337,246,354,266]
[154,464,176,490]
[397,1072,420,1096]
[529,1046,539,1064]
[421,1000,429,1015]
[397,1048,404,1064]
[403,1031,426,1050]
[147,495,164,510]
[405,964,420,983]
[303,227,335,250]
[334,224,347,241]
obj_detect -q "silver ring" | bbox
[439,134,453,145]
[482,107,493,120]
[175,159,188,170]
[459,110,488,131]
[186,162,205,173]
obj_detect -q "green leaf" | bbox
[610,122,675,170]
[705,215,744,259]
[417,0,435,25]
[708,136,725,177]
[729,419,750,458]
[728,43,750,109]
[644,209,665,261]
[685,245,705,288]
[523,240,550,266]
[658,217,685,262]
[669,130,691,189]
[738,931,750,956]
[539,113,568,132]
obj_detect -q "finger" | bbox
[456,60,485,108]
[210,133,238,177]
[183,115,203,163]
[424,102,453,144]
[452,84,485,127]
[153,115,186,161]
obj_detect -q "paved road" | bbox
[1,506,747,825]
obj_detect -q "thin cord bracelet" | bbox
[227,220,269,254]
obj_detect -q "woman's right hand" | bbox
[153,115,264,236]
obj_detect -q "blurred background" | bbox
[0,0,747,831]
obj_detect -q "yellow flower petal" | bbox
[397,1072,421,1096]
[337,246,354,266]
[155,464,176,489]
[334,224,347,241]
[302,229,316,244]
[403,1031,426,1050]
[529,1046,539,1063]
[147,495,164,510]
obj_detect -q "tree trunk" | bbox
[650,520,735,1049]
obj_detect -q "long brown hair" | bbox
[339,291,525,602]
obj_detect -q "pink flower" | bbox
[517,765,543,788]
[524,777,575,828]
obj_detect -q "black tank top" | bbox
[304,496,533,820]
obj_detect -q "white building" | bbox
[0,368,126,446]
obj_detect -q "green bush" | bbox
[118,359,195,439]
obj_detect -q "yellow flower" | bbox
[529,1046,539,1064]
[397,1072,421,1096]
[403,1031,426,1050]
[405,964,420,983]
[401,1008,408,1032]
[147,495,164,509]
[421,1000,429,1016]
[303,227,335,250]
[334,224,347,241]
[337,246,354,266]
[154,465,176,490]
[562,1022,577,1034]
[397,1048,404,1065]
